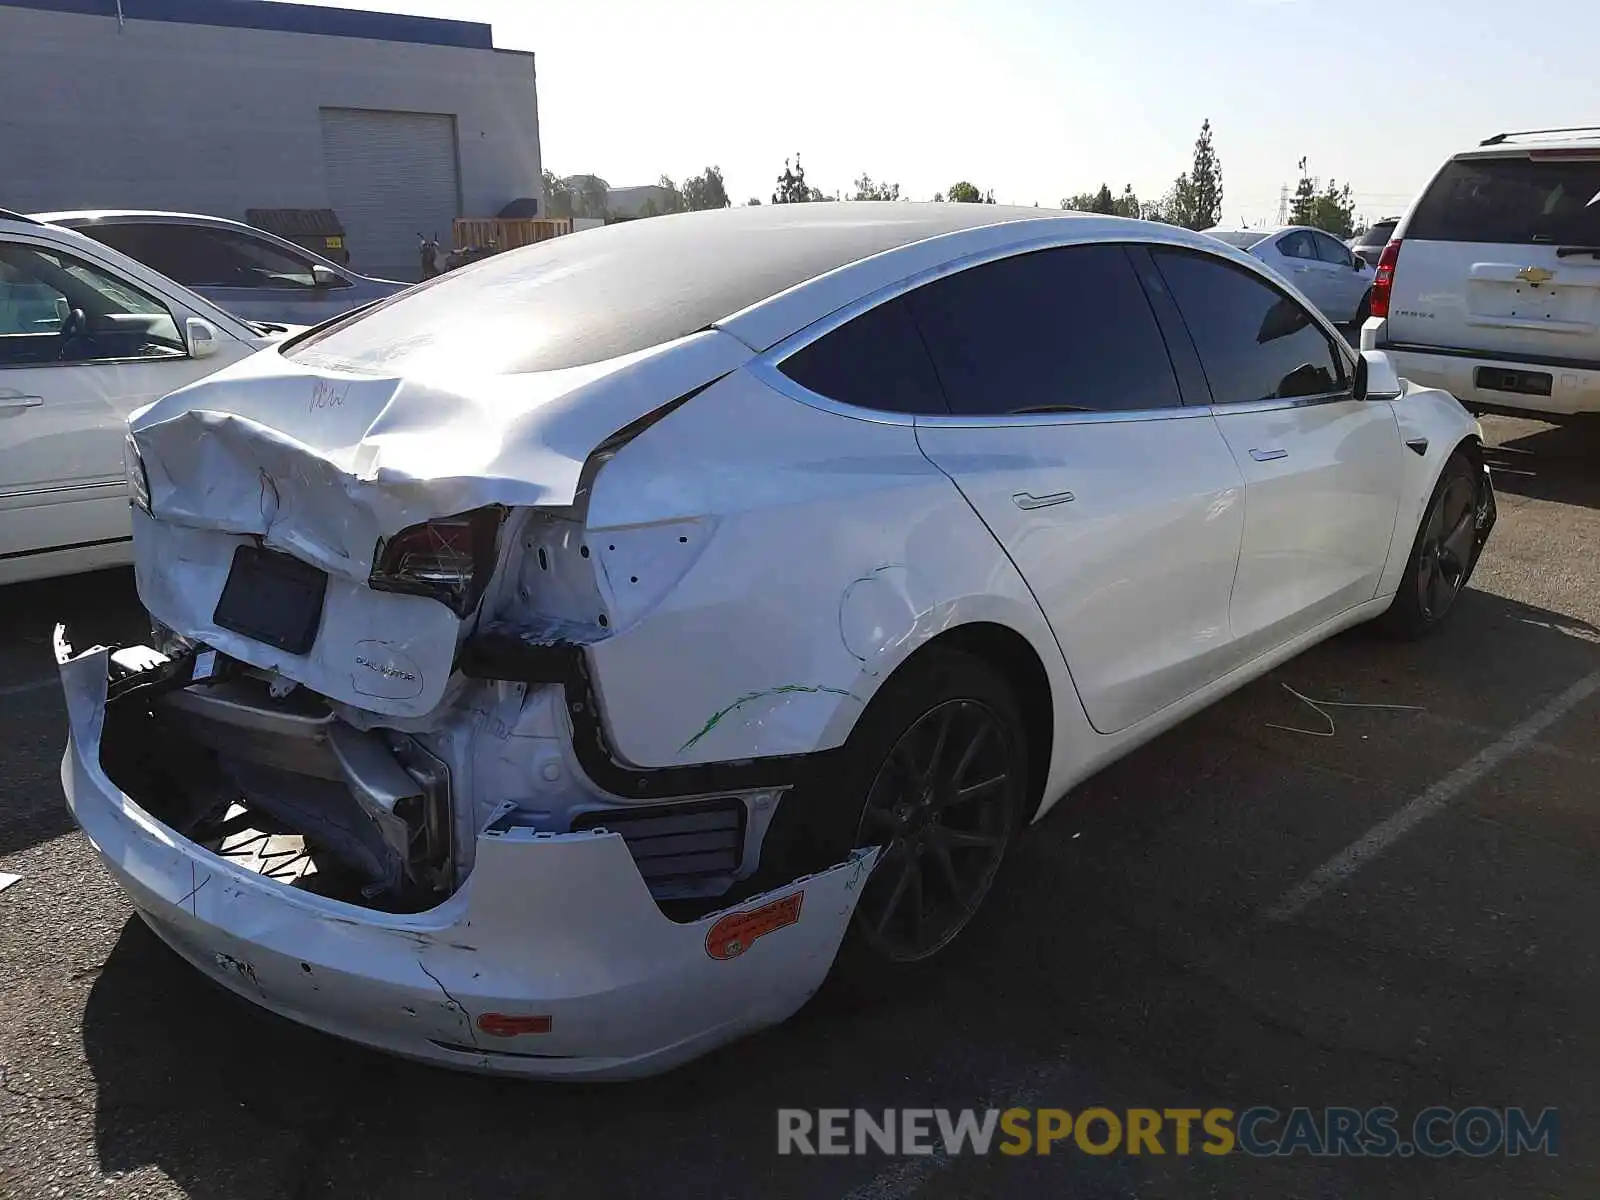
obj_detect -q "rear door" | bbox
[1273,230,1334,310]
[907,243,1247,735]
[1390,151,1600,359]
[1150,247,1403,656]
[1310,230,1370,321]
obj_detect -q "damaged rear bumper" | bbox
[56,632,877,1080]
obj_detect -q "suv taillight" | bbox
[1370,239,1402,319]
[369,506,504,616]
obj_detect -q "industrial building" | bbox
[0,0,544,280]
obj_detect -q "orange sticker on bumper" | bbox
[477,1013,553,1037]
[705,891,805,960]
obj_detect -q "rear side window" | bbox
[1276,231,1317,260]
[1152,249,1346,405]
[1408,156,1600,244]
[87,224,217,286]
[777,296,947,414]
[903,244,1182,415]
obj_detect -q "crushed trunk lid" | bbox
[127,331,749,717]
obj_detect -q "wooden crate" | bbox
[453,216,573,252]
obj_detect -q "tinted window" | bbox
[1313,233,1353,265]
[1408,156,1600,244]
[1152,249,1346,405]
[91,224,320,289]
[286,205,1053,376]
[89,224,225,286]
[1276,231,1317,260]
[903,244,1182,415]
[778,296,946,414]
[0,241,184,365]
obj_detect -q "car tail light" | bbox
[369,506,504,616]
[1370,239,1402,319]
[124,434,151,514]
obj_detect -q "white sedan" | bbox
[56,204,1495,1079]
[1206,224,1375,324]
[0,210,291,585]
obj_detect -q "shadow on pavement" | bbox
[77,588,1599,1199]
[0,569,147,858]
[1484,421,1600,510]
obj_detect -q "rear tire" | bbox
[764,648,1028,993]
[1379,450,1488,638]
[1354,291,1372,327]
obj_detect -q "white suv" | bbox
[1362,126,1600,423]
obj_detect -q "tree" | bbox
[558,174,610,220]
[944,181,994,203]
[1113,184,1141,219]
[1161,119,1224,230]
[745,196,763,206]
[542,169,574,219]
[851,173,901,201]
[773,155,811,204]
[681,166,730,211]
[1288,157,1358,238]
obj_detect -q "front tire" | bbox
[1380,450,1489,638]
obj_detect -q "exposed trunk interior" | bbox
[99,663,456,913]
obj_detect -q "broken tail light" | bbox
[124,433,151,514]
[369,506,505,616]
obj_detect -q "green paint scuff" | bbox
[678,684,860,753]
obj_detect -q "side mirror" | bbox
[310,263,342,289]
[186,316,220,358]
[1354,349,1402,401]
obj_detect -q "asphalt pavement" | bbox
[1,415,1597,1199]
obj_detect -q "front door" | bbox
[906,244,1247,735]
[1150,248,1404,657]
[0,236,236,562]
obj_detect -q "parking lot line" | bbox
[1261,667,1600,924]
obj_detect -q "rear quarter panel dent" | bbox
[580,371,1075,773]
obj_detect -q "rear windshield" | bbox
[1408,156,1600,244]
[282,207,1027,376]
[1355,220,1396,248]
[1206,231,1267,250]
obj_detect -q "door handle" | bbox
[0,391,43,411]
[1249,447,1288,462]
[1012,490,1075,510]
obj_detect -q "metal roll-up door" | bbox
[319,107,461,283]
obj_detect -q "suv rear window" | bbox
[1408,156,1600,244]
[1354,220,1396,249]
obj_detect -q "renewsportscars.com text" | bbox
[777,1106,1559,1158]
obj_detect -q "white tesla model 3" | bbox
[56,203,1495,1079]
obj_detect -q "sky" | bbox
[294,0,1600,227]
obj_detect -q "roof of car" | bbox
[286,202,1113,374]
[32,209,255,229]
[1460,128,1600,158]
